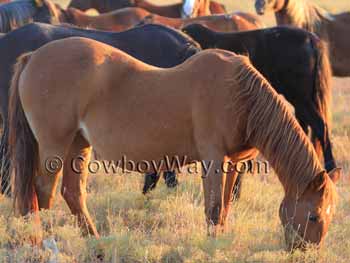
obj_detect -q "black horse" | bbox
[0,22,200,194]
[0,0,64,33]
[143,24,337,195]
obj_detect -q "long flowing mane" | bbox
[232,57,324,195]
[283,0,334,33]
[0,0,60,32]
[0,0,38,32]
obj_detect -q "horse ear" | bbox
[328,168,341,184]
[308,171,327,191]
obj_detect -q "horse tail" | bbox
[9,52,39,215]
[0,124,11,196]
[310,34,332,136]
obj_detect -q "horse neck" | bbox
[239,66,324,196]
[275,0,325,33]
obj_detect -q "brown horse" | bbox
[9,37,339,250]
[65,7,150,32]
[65,7,265,32]
[67,0,226,17]
[255,0,350,77]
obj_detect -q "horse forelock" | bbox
[285,0,333,33]
[230,56,323,196]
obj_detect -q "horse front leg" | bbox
[201,152,225,236]
[221,157,240,231]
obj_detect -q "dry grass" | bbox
[0,0,349,262]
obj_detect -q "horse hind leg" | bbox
[35,144,67,210]
[61,133,99,237]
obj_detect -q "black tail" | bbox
[0,125,11,195]
[309,33,335,170]
[310,33,332,130]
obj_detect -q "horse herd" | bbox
[0,0,348,253]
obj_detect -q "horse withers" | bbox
[9,37,339,250]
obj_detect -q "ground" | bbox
[0,0,349,262]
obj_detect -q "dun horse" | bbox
[0,0,62,33]
[144,24,338,195]
[67,0,226,17]
[255,0,350,76]
[9,37,339,250]
[65,7,264,32]
[0,22,200,194]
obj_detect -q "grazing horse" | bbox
[0,22,200,195]
[144,24,338,195]
[0,0,63,33]
[67,0,226,17]
[254,0,350,77]
[65,7,265,32]
[9,38,339,250]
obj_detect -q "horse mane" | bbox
[0,0,61,32]
[231,56,324,196]
[284,0,334,33]
[0,0,37,32]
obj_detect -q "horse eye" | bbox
[309,215,318,222]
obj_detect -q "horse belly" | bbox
[80,91,198,172]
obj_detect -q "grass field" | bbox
[1,0,350,262]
